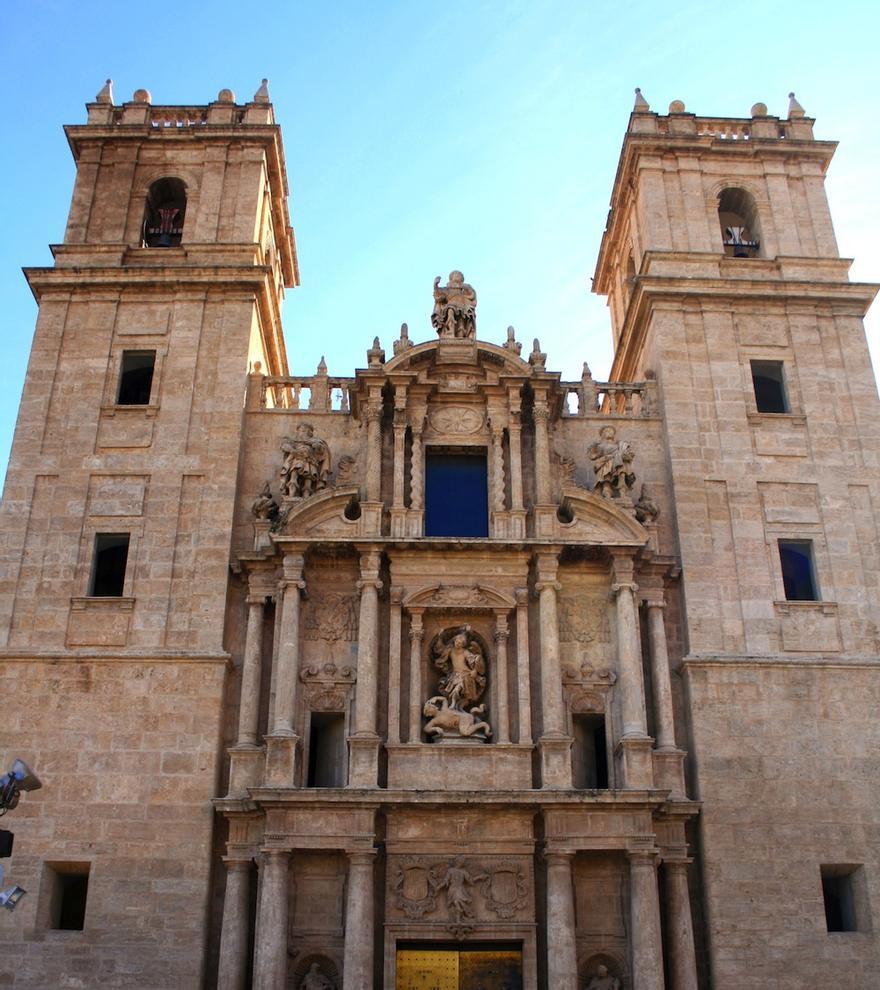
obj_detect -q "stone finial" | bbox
[132,88,152,104]
[582,361,593,382]
[367,336,385,367]
[668,99,686,114]
[528,338,546,371]
[393,322,413,356]
[634,483,660,524]
[633,87,650,111]
[254,78,270,103]
[751,102,768,117]
[787,91,805,119]
[503,325,522,355]
[95,79,114,105]
[316,355,328,375]
[216,88,236,103]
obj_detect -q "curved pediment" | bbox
[273,485,365,540]
[403,583,516,610]
[553,486,649,546]
[383,337,532,377]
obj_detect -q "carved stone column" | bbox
[611,553,653,789]
[536,551,571,787]
[492,611,511,743]
[408,609,424,743]
[645,598,676,750]
[545,851,579,990]
[491,425,505,513]
[628,850,664,990]
[387,587,403,744]
[514,588,533,744]
[265,553,305,787]
[365,399,382,502]
[533,398,552,504]
[217,859,250,990]
[508,408,524,513]
[391,398,408,536]
[253,849,290,990]
[664,859,699,990]
[237,595,265,746]
[349,549,382,786]
[410,424,424,512]
[343,851,376,990]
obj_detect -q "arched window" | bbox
[718,187,761,258]
[142,177,186,247]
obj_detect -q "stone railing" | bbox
[149,107,209,128]
[260,376,355,412]
[647,114,811,142]
[560,380,656,418]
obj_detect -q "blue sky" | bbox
[0,1,877,479]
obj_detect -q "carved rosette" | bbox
[427,405,484,436]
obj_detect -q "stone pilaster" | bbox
[545,851,579,990]
[217,859,251,990]
[390,398,408,536]
[664,859,699,990]
[410,423,424,511]
[408,610,424,743]
[342,851,376,990]
[237,595,265,746]
[349,549,382,786]
[253,850,290,990]
[628,850,664,990]
[387,587,403,744]
[507,395,526,538]
[536,551,572,788]
[493,611,511,743]
[514,588,533,744]
[644,592,686,797]
[365,399,382,502]
[533,398,552,504]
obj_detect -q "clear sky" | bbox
[0,1,877,480]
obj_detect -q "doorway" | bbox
[396,944,523,990]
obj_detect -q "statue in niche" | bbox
[251,481,278,520]
[432,271,477,339]
[585,964,620,990]
[434,629,486,710]
[589,425,635,500]
[634,482,660,523]
[436,858,487,924]
[423,696,492,740]
[300,962,334,990]
[280,422,331,499]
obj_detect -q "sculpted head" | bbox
[296,422,315,439]
[599,425,616,441]
[448,270,464,286]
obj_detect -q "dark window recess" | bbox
[424,452,489,537]
[44,865,90,931]
[307,713,346,788]
[778,540,819,601]
[751,360,788,413]
[822,868,858,932]
[116,351,156,405]
[89,533,130,597]
[571,714,608,789]
[142,177,186,247]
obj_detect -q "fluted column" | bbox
[350,550,382,786]
[408,610,424,743]
[493,611,511,743]
[664,860,699,990]
[272,553,305,735]
[536,553,564,736]
[533,398,552,504]
[217,859,251,990]
[365,399,382,502]
[253,850,290,990]
[611,554,648,739]
[629,850,664,990]
[392,398,407,511]
[343,851,376,990]
[514,588,532,744]
[545,852,579,990]
[387,588,403,744]
[645,598,676,750]
[237,595,265,746]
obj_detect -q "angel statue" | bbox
[433,629,487,711]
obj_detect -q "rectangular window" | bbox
[571,714,609,789]
[778,540,819,601]
[116,350,156,405]
[40,862,90,931]
[821,865,870,933]
[424,451,489,537]
[89,533,130,597]
[307,712,346,788]
[750,360,789,413]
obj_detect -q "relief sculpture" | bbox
[303,593,359,642]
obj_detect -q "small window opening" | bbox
[307,713,346,788]
[751,360,788,413]
[142,177,186,248]
[343,497,361,521]
[778,539,819,601]
[424,451,489,537]
[89,533,130,597]
[116,351,156,406]
[718,187,761,258]
[571,714,608,789]
[821,865,869,933]
[42,863,90,931]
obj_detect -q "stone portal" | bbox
[396,945,523,990]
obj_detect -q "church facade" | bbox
[0,82,878,990]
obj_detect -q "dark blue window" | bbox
[778,539,818,601]
[424,452,488,537]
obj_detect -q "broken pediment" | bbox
[533,487,649,546]
[273,485,371,540]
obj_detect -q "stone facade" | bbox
[0,85,877,990]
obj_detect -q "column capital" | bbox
[222,857,252,871]
[514,587,529,606]
[535,580,562,594]
[347,848,377,866]
[610,549,636,584]
[356,578,384,592]
[365,401,382,423]
[643,597,666,610]
[389,585,403,605]
[663,856,693,871]
[278,578,305,594]
[612,581,639,596]
[543,849,575,865]
[358,548,382,575]
[282,552,305,581]
[533,402,550,422]
[245,593,268,606]
[627,847,660,865]
[409,624,424,643]
[260,847,291,865]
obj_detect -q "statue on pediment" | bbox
[589,425,635,500]
[432,271,477,339]
[280,423,331,499]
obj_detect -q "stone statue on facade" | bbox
[436,858,487,924]
[280,423,331,499]
[432,271,477,339]
[585,964,620,990]
[424,628,492,741]
[300,962,334,990]
[423,696,492,740]
[634,482,660,523]
[251,481,278,520]
[335,454,357,486]
[589,425,635,500]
